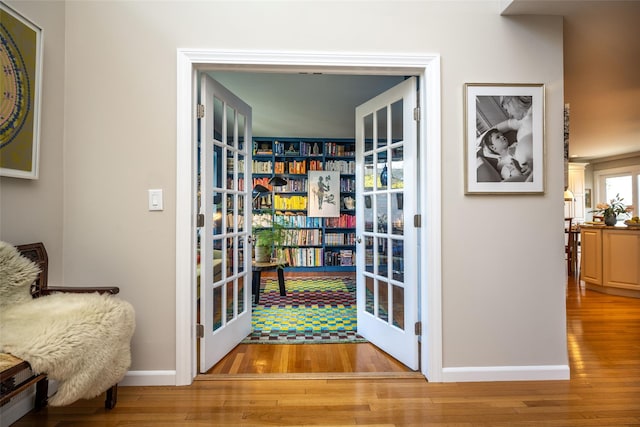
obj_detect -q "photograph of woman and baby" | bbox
[465,84,544,194]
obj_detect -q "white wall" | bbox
[1,1,567,379]
[0,1,65,281]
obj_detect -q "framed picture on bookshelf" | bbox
[308,171,340,217]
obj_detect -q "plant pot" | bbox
[254,246,271,263]
[604,214,617,226]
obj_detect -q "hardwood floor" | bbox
[13,273,640,426]
[206,342,414,375]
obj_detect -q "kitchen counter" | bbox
[580,225,640,297]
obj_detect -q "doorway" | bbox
[176,50,443,385]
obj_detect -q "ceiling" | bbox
[210,1,640,161]
[503,0,640,161]
[209,72,405,139]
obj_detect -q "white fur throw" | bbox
[0,241,40,307]
[1,293,135,406]
[0,242,135,406]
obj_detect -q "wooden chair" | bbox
[565,218,574,273]
[0,243,120,410]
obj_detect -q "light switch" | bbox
[148,189,163,211]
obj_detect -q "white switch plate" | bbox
[148,189,163,211]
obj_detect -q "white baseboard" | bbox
[118,370,178,386]
[441,364,570,382]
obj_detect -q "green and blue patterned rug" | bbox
[243,275,367,344]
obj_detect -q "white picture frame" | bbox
[0,3,43,179]
[464,83,545,194]
[308,170,340,217]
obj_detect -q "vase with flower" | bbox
[591,193,630,226]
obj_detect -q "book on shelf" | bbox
[252,160,273,173]
[339,249,353,266]
[274,194,307,210]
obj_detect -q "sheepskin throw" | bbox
[0,241,40,307]
[0,242,135,406]
[1,293,135,406]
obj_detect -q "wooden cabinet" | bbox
[580,226,640,297]
[580,227,602,285]
[566,162,587,222]
[603,229,640,291]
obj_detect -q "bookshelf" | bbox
[252,137,356,271]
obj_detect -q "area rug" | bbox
[243,275,367,343]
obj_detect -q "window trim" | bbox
[593,165,640,218]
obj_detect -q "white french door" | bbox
[355,77,419,370]
[199,74,252,373]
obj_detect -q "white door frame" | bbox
[175,49,442,385]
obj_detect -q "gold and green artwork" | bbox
[0,4,42,179]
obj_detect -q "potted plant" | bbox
[253,220,288,263]
[591,193,631,226]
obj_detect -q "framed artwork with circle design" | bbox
[1,3,43,179]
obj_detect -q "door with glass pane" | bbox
[199,74,252,373]
[355,77,419,370]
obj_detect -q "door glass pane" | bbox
[376,107,387,149]
[226,104,235,147]
[226,281,234,323]
[365,236,374,273]
[213,192,223,235]
[391,99,403,143]
[227,196,235,233]
[238,114,246,150]
[377,279,389,322]
[377,193,388,233]
[392,284,404,330]
[364,195,373,232]
[213,96,223,142]
[212,285,222,331]
[365,276,374,315]
[213,145,223,188]
[238,275,245,314]
[213,240,222,282]
[377,152,388,190]
[392,239,404,281]
[364,113,374,152]
[392,193,403,235]
[238,154,245,192]
[226,237,234,277]
[364,154,374,191]
[391,146,403,189]
[238,194,245,232]
[238,238,245,273]
[377,237,388,278]
[226,151,235,190]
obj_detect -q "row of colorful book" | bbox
[283,247,325,267]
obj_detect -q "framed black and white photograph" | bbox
[464,83,545,194]
[308,171,340,217]
[0,3,43,179]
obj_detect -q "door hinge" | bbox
[196,104,205,119]
[414,214,422,228]
[196,213,205,228]
[415,321,422,336]
[196,324,204,338]
[413,107,420,121]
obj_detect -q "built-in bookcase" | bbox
[252,137,356,271]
